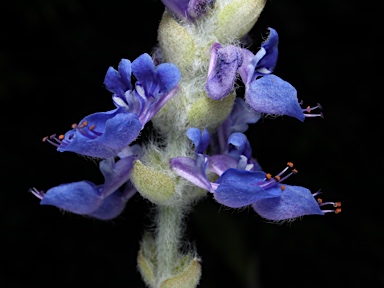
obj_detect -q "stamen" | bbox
[260,162,298,188]
[280,185,285,191]
[29,187,45,200]
[77,121,88,128]
[317,195,342,214]
[301,102,324,118]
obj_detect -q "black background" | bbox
[2,0,382,287]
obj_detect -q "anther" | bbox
[71,123,77,129]
[266,173,272,180]
[287,162,294,168]
[280,185,285,191]
[89,125,95,131]
[58,134,64,140]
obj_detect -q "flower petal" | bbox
[252,185,324,221]
[170,156,213,192]
[206,44,243,100]
[58,108,142,158]
[41,181,102,214]
[99,156,136,197]
[104,59,132,96]
[214,169,281,208]
[245,74,305,121]
[186,128,210,154]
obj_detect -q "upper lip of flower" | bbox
[43,107,143,159]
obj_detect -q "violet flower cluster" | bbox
[30,0,340,286]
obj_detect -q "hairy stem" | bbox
[155,204,185,279]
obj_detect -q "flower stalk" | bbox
[30,0,340,287]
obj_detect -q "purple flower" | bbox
[30,155,138,220]
[205,43,243,100]
[170,128,213,192]
[44,107,142,159]
[210,97,261,155]
[239,28,323,121]
[104,53,181,126]
[170,129,340,221]
[160,0,215,22]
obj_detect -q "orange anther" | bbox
[78,121,88,128]
[287,162,294,168]
[89,125,95,130]
[306,106,311,112]
[292,169,298,173]
[266,173,272,180]
[317,198,323,204]
[49,134,56,139]
[334,202,341,207]
[335,208,342,214]
[71,123,77,129]
[280,185,285,191]
[274,175,281,181]
[42,136,48,142]
[58,134,65,140]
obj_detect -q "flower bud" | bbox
[187,92,236,131]
[214,0,266,42]
[158,11,196,74]
[160,257,202,288]
[137,233,157,288]
[130,160,176,205]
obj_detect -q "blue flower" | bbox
[44,107,142,159]
[170,128,339,221]
[104,53,181,126]
[238,28,323,121]
[30,154,138,220]
[160,0,215,22]
[45,54,181,159]
[210,97,261,155]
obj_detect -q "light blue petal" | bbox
[252,185,324,220]
[245,74,305,121]
[58,108,142,158]
[99,156,136,197]
[88,191,127,220]
[214,169,281,208]
[156,63,181,93]
[41,181,102,214]
[104,59,132,95]
[170,156,212,192]
[186,128,210,154]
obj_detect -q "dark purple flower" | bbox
[205,43,243,100]
[160,0,215,22]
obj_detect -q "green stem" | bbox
[155,204,185,279]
